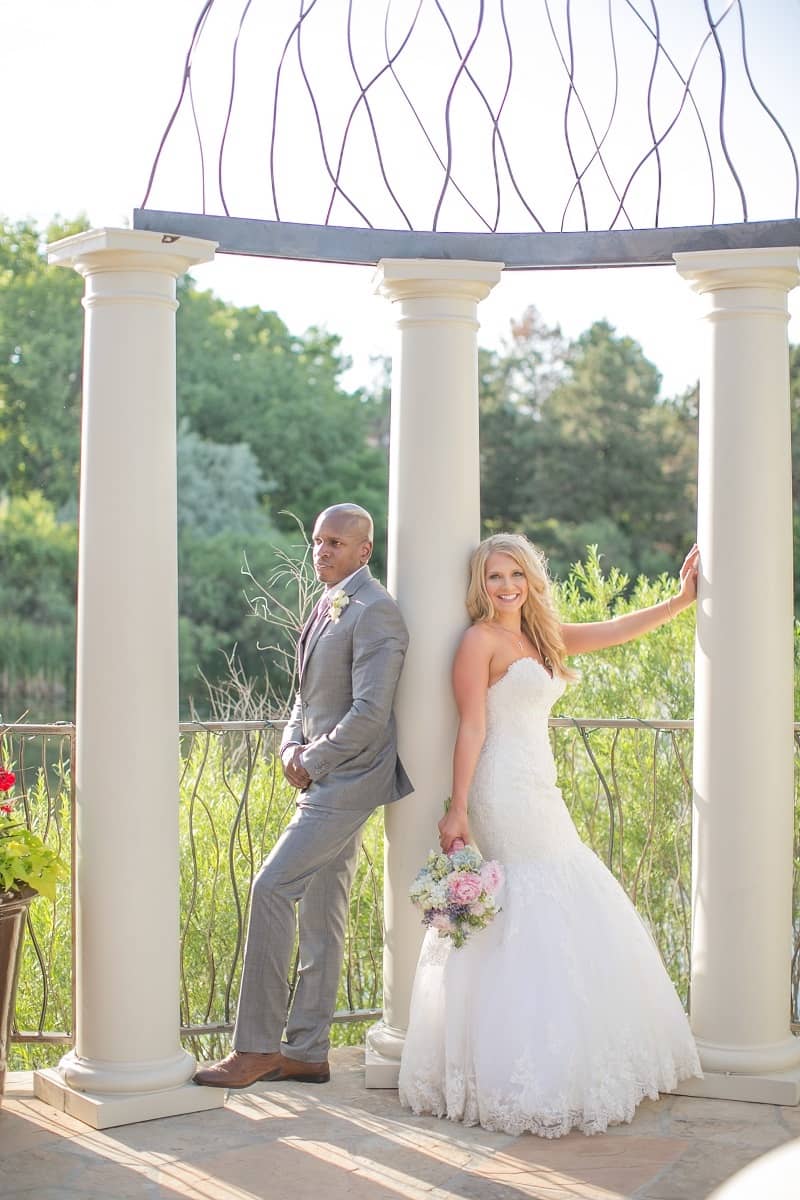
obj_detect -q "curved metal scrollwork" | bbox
[141,0,798,237]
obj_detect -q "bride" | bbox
[399,533,702,1138]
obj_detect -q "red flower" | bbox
[0,769,15,792]
[0,803,11,815]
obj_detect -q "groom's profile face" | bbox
[312,513,372,586]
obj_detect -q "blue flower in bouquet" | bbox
[409,841,504,949]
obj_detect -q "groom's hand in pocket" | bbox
[282,744,312,791]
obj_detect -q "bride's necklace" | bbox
[490,622,526,653]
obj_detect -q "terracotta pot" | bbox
[0,886,35,1104]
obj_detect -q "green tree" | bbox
[178,532,292,711]
[790,344,800,603]
[480,314,698,580]
[0,492,77,705]
[479,306,567,530]
[175,282,390,574]
[175,423,295,710]
[0,216,87,507]
[0,218,394,711]
[177,421,273,539]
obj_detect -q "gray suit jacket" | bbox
[280,566,413,812]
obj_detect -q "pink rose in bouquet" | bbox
[448,872,482,905]
[479,859,504,894]
[408,840,504,949]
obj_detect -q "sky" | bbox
[3,0,799,398]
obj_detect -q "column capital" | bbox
[47,227,217,279]
[674,246,800,295]
[373,257,503,304]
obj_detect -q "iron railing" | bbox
[6,718,800,1067]
[1,723,75,1054]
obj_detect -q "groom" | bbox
[195,503,412,1088]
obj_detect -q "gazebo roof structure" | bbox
[134,0,800,265]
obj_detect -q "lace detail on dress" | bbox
[399,658,701,1137]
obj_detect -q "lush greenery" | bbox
[3,214,800,721]
[0,217,387,716]
[478,307,698,580]
[3,752,73,1066]
[9,729,385,1068]
[0,214,700,715]
[177,728,385,1060]
[0,492,78,705]
[0,797,68,901]
[555,548,696,720]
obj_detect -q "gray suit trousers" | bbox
[232,802,369,1061]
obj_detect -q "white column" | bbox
[33,229,224,1128]
[365,258,503,1086]
[674,246,800,1105]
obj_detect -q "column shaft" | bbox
[675,246,800,1102]
[32,229,223,1127]
[365,259,502,1086]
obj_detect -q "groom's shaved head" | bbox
[317,503,374,543]
[312,504,374,585]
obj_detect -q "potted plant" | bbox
[0,765,68,1102]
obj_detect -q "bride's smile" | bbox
[484,552,528,616]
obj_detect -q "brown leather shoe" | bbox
[276,1054,330,1084]
[193,1050,283,1089]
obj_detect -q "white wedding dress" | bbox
[399,657,701,1138]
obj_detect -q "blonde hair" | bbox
[466,533,577,681]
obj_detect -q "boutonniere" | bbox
[329,589,350,624]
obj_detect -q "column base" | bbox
[693,1031,800,1076]
[33,1068,225,1129]
[364,1019,404,1088]
[671,1067,800,1106]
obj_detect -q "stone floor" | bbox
[2,1048,799,1200]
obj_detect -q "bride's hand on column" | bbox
[675,544,700,608]
[438,807,471,854]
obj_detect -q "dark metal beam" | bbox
[133,210,800,270]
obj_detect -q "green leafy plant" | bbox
[0,767,68,901]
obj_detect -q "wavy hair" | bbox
[466,533,577,681]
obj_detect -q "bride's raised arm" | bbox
[561,545,699,657]
[438,624,493,852]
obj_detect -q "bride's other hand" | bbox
[562,543,701,655]
[438,807,471,854]
[676,544,700,605]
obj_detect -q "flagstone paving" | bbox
[1,1047,798,1199]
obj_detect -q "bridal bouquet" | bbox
[409,840,504,949]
